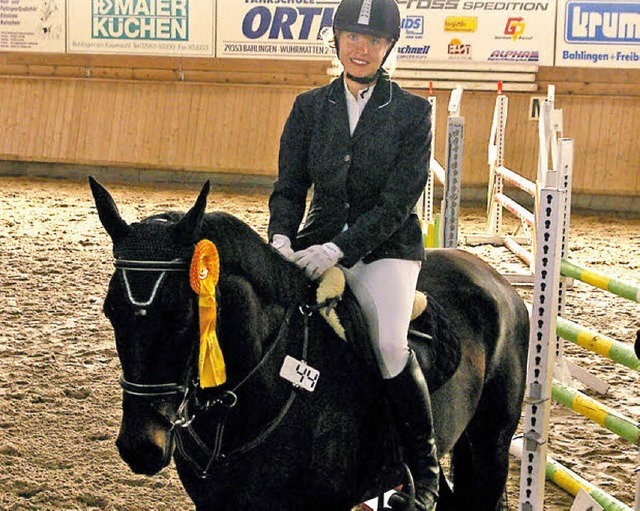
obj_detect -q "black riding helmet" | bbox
[333,0,401,84]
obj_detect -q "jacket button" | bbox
[343,154,351,162]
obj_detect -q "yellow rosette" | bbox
[190,240,226,388]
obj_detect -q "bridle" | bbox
[173,305,301,478]
[112,255,307,478]
[115,258,189,316]
[114,257,196,431]
[115,257,191,400]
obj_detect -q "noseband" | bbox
[118,375,187,398]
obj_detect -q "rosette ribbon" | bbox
[190,240,226,388]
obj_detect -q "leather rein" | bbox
[113,256,310,479]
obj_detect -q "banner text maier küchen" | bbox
[91,0,189,40]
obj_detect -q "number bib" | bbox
[279,356,320,392]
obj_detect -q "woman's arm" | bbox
[268,95,313,242]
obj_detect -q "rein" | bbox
[175,305,304,478]
[113,256,313,479]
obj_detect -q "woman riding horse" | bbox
[269,1,438,508]
[90,177,530,511]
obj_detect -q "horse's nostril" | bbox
[116,435,170,476]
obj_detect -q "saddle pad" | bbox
[330,288,461,393]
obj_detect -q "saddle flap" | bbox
[314,270,461,393]
[409,297,462,393]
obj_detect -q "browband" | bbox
[114,259,189,272]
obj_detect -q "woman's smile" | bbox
[338,30,392,87]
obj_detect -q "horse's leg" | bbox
[449,373,523,511]
[228,491,355,511]
[435,468,455,509]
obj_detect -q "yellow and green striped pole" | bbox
[552,381,640,445]
[546,454,633,511]
[511,437,633,511]
[556,316,640,371]
[561,259,640,303]
[433,214,441,248]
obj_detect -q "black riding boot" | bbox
[385,350,439,511]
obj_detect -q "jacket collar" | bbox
[327,72,394,142]
[327,72,392,109]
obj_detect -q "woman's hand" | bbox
[292,243,343,280]
[271,234,295,261]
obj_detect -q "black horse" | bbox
[90,178,529,511]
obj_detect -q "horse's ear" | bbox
[88,176,131,242]
[177,181,210,244]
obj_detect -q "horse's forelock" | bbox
[113,213,191,261]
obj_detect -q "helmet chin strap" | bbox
[346,68,381,85]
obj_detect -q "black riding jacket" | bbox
[268,72,431,268]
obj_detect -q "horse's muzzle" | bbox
[116,402,175,475]
[116,428,173,475]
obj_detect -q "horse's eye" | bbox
[103,301,115,319]
[103,277,124,319]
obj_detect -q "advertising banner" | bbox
[216,0,338,59]
[555,0,640,68]
[216,0,556,65]
[0,0,65,52]
[396,0,556,66]
[67,0,215,56]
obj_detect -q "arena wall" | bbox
[0,53,638,210]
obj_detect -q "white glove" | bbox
[271,234,295,261]
[292,242,343,280]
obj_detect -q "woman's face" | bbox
[337,31,392,80]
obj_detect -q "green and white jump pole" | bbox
[552,381,640,446]
[556,316,640,372]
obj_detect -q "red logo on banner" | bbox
[448,38,471,59]
[504,17,525,41]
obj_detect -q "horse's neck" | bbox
[224,251,308,308]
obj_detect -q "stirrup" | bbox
[387,463,437,511]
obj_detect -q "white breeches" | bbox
[342,258,421,379]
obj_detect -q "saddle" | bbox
[314,268,461,393]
